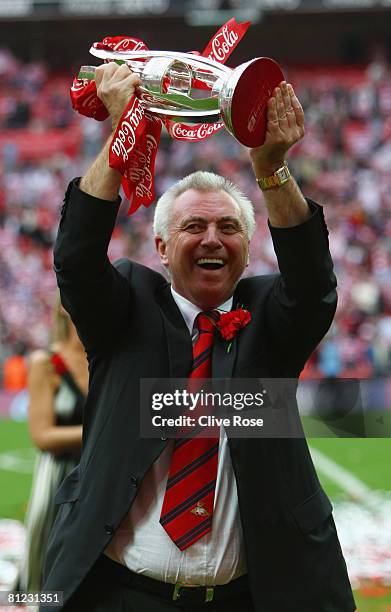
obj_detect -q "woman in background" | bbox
[18,296,88,592]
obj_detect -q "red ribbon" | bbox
[164,119,225,142]
[70,19,250,215]
[50,353,67,376]
[98,36,149,53]
[70,79,109,121]
[201,18,250,64]
[109,95,162,212]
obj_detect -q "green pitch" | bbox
[0,418,35,521]
[0,418,390,610]
[310,437,391,497]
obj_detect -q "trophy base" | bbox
[220,57,285,148]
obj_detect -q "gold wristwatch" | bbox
[256,162,291,191]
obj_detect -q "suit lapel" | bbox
[156,284,193,379]
[212,287,244,379]
[212,329,237,379]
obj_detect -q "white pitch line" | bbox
[309,445,381,510]
[0,448,35,474]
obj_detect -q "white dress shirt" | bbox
[105,288,247,585]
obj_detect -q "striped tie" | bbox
[159,311,219,550]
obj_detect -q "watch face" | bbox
[276,166,290,183]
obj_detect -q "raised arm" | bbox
[54,64,141,355]
[250,81,310,228]
[249,82,337,372]
[79,63,141,201]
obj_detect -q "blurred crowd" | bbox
[0,48,390,386]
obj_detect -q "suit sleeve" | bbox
[266,200,337,373]
[53,179,131,356]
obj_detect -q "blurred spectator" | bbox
[318,328,343,379]
[2,342,27,391]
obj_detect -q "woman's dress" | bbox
[18,352,85,592]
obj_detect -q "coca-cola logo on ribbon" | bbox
[99,36,148,53]
[209,25,239,63]
[126,118,162,213]
[111,97,146,166]
[70,78,109,121]
[202,18,250,65]
[169,121,225,142]
[71,79,86,93]
[130,133,159,200]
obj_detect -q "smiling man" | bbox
[155,186,251,309]
[42,63,356,612]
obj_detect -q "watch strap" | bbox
[256,162,291,191]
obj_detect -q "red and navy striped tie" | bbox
[159,311,219,550]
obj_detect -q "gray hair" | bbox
[153,171,256,242]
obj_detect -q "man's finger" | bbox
[96,61,118,77]
[114,63,132,78]
[266,97,281,133]
[96,62,131,86]
[123,72,142,88]
[281,82,295,130]
[275,86,289,129]
[288,83,305,128]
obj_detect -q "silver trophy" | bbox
[80,46,284,147]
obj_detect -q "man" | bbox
[43,63,356,611]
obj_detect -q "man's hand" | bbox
[250,81,304,177]
[249,81,310,228]
[95,62,141,132]
[78,63,141,200]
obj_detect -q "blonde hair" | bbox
[51,292,71,344]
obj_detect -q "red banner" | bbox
[125,126,161,214]
[201,18,250,64]
[109,94,162,213]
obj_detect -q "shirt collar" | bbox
[170,286,233,334]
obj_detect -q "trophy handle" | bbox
[138,56,219,115]
[78,59,221,118]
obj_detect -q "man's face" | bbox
[155,189,250,309]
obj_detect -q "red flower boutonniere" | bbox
[217,308,251,352]
[50,353,67,376]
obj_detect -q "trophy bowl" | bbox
[83,46,285,148]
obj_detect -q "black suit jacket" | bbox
[43,180,355,612]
